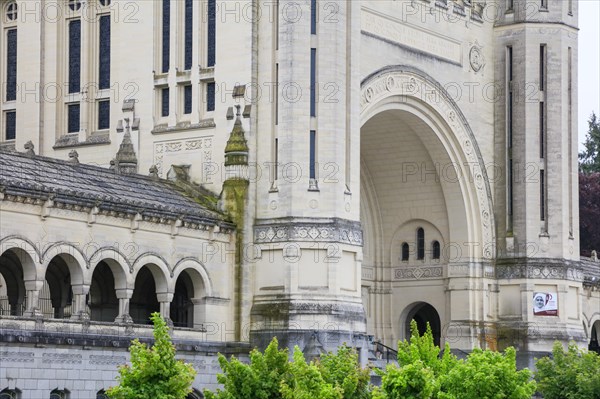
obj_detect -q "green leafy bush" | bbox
[107,312,196,399]
[318,344,372,399]
[535,341,600,399]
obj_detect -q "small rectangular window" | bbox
[206,82,215,112]
[274,137,279,180]
[207,0,216,67]
[541,0,546,9]
[98,100,110,130]
[5,111,16,140]
[507,46,513,82]
[68,103,80,133]
[275,63,279,125]
[508,159,513,217]
[69,20,81,94]
[162,0,170,73]
[507,0,514,10]
[309,130,316,179]
[184,0,193,70]
[161,88,170,117]
[310,48,316,117]
[184,85,192,114]
[6,29,17,102]
[99,15,111,90]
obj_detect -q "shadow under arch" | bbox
[402,301,442,347]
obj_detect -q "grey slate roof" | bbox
[0,150,231,228]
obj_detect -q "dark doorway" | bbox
[405,302,441,347]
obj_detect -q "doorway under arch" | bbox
[404,302,441,347]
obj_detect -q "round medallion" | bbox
[469,45,485,73]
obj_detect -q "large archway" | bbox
[359,67,495,345]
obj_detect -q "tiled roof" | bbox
[0,150,231,229]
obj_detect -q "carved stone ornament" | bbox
[469,42,485,73]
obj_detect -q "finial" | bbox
[68,150,79,164]
[149,165,159,180]
[235,105,241,118]
[23,141,35,156]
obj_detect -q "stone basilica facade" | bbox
[0,0,599,397]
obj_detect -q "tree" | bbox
[107,312,196,399]
[438,347,536,399]
[204,337,290,399]
[317,344,372,399]
[579,112,600,174]
[280,347,342,399]
[535,341,600,399]
[580,172,600,255]
[373,321,535,399]
[371,321,457,399]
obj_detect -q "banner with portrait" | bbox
[533,292,558,316]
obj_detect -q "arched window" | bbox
[401,243,409,261]
[5,2,17,21]
[432,241,441,260]
[0,388,20,399]
[68,0,81,11]
[96,390,109,399]
[416,228,425,260]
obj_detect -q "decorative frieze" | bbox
[42,353,82,364]
[394,267,443,280]
[89,355,127,365]
[254,219,363,246]
[0,351,35,363]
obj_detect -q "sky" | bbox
[578,0,600,150]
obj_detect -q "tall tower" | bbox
[494,0,583,362]
[249,0,367,354]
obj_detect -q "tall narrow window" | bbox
[162,0,170,73]
[309,130,316,179]
[183,85,192,114]
[6,28,17,102]
[311,0,317,34]
[310,48,316,117]
[539,45,545,91]
[568,47,573,234]
[539,102,545,158]
[68,20,81,94]
[161,88,170,117]
[207,0,216,67]
[184,0,193,70]
[275,63,279,125]
[68,104,80,133]
[507,0,513,10]
[508,159,513,217]
[417,228,425,260]
[507,46,513,148]
[401,243,409,261]
[99,15,111,90]
[541,0,546,9]
[206,82,215,112]
[274,138,279,180]
[540,170,545,221]
[432,241,441,260]
[5,111,16,140]
[98,100,110,130]
[568,0,573,14]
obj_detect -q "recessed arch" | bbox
[131,253,170,294]
[0,236,40,281]
[41,243,87,285]
[171,258,212,297]
[360,66,495,261]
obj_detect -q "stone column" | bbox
[157,292,174,326]
[71,284,90,320]
[23,280,43,317]
[114,288,133,323]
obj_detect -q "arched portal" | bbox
[171,271,194,328]
[404,302,441,347]
[0,250,26,316]
[130,266,160,324]
[43,256,75,319]
[88,262,119,322]
[590,320,600,354]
